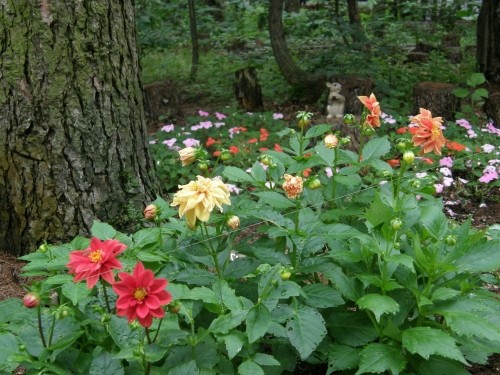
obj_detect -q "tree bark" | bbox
[188,0,199,80]
[477,0,500,83]
[0,0,158,255]
[268,0,326,103]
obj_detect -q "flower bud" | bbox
[220,150,231,161]
[445,235,457,246]
[259,155,272,166]
[324,134,339,149]
[307,177,321,190]
[178,147,198,166]
[396,141,407,152]
[38,243,48,253]
[143,204,158,221]
[227,215,240,230]
[198,161,209,172]
[390,218,403,231]
[23,292,40,308]
[280,270,291,281]
[168,302,181,314]
[298,118,310,129]
[410,179,421,188]
[403,151,415,164]
[340,136,351,145]
[343,114,355,125]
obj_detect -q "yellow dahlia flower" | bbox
[171,176,231,227]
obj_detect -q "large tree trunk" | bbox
[0,1,158,255]
[268,0,326,103]
[477,0,500,83]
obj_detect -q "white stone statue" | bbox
[326,82,345,120]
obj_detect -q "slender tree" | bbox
[477,0,500,83]
[268,0,326,103]
[188,0,200,80]
[0,0,158,255]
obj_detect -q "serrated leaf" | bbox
[415,356,471,375]
[252,191,296,209]
[89,352,124,375]
[402,327,467,363]
[253,353,280,366]
[222,166,254,183]
[90,220,116,240]
[303,284,344,308]
[453,240,500,272]
[251,161,267,182]
[0,333,19,368]
[286,306,327,360]
[327,343,360,373]
[61,282,92,305]
[355,343,406,375]
[246,304,271,343]
[208,310,247,334]
[357,294,399,322]
[444,312,500,342]
[361,137,391,162]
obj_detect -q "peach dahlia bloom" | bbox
[171,175,231,227]
[113,262,172,328]
[67,237,126,288]
[282,174,303,199]
[410,108,446,155]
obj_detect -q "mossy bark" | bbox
[0,0,158,255]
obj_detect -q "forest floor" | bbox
[1,100,499,374]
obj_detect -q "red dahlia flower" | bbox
[113,262,172,327]
[67,237,126,288]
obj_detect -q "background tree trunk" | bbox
[477,0,500,83]
[0,0,158,255]
[188,0,200,80]
[268,0,326,103]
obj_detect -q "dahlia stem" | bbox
[330,147,339,207]
[47,315,56,346]
[145,327,152,344]
[152,318,163,343]
[37,305,48,348]
[101,283,112,313]
[202,223,223,278]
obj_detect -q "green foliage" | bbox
[3,105,499,374]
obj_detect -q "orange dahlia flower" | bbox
[113,262,172,328]
[358,93,381,128]
[67,237,126,288]
[410,108,446,155]
[171,176,231,227]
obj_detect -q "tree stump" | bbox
[412,82,459,120]
[325,75,375,151]
[234,67,264,112]
[143,79,182,121]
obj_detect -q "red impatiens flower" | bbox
[260,128,269,142]
[113,262,172,328]
[248,138,258,144]
[229,145,239,154]
[396,127,407,134]
[67,237,126,288]
[205,137,218,147]
[274,143,283,152]
[387,159,400,167]
[446,140,466,152]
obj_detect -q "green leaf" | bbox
[356,294,399,322]
[90,220,116,240]
[444,312,500,342]
[303,284,344,308]
[251,210,294,228]
[432,287,461,302]
[471,88,489,101]
[453,240,500,272]
[222,166,254,183]
[361,137,391,162]
[252,191,296,209]
[315,144,336,166]
[0,333,18,370]
[43,274,75,285]
[246,304,271,343]
[420,205,448,240]
[402,327,467,363]
[355,343,406,375]
[251,161,267,182]
[327,343,361,373]
[452,87,469,98]
[167,360,199,375]
[253,353,280,366]
[224,258,261,279]
[305,124,332,138]
[467,72,486,86]
[133,228,161,249]
[238,359,264,375]
[222,332,246,360]
[89,352,124,375]
[208,310,247,334]
[0,299,22,324]
[286,306,327,360]
[415,356,471,375]
[61,282,92,305]
[108,315,139,349]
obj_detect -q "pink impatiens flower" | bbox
[439,157,454,168]
[273,113,284,120]
[479,165,499,183]
[183,138,200,147]
[215,112,227,120]
[113,262,172,328]
[161,124,175,133]
[198,110,209,117]
[67,237,126,288]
